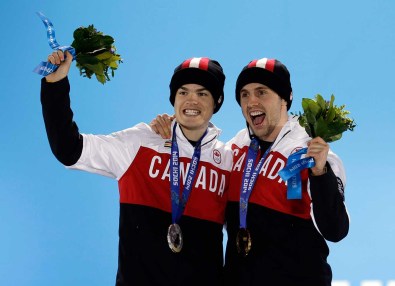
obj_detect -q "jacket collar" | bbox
[171,121,221,147]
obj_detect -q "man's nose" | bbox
[247,94,259,106]
[186,93,199,103]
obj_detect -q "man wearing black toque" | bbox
[40,51,233,286]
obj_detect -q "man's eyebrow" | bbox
[196,87,209,92]
[255,86,269,91]
[240,85,269,93]
[179,86,209,92]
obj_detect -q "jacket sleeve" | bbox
[40,77,83,166]
[309,160,349,242]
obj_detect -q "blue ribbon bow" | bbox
[33,12,76,76]
[278,147,315,199]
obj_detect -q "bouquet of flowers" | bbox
[34,12,122,84]
[293,94,356,142]
[280,94,356,199]
[71,25,122,84]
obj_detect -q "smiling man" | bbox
[148,57,350,286]
[224,58,349,286]
[40,53,233,286]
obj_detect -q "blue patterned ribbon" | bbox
[278,147,315,199]
[170,124,207,224]
[33,12,76,76]
[239,138,272,229]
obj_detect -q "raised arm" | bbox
[41,50,83,166]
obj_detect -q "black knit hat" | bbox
[235,58,293,110]
[169,57,225,114]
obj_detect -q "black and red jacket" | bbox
[41,77,233,286]
[224,118,349,286]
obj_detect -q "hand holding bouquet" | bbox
[34,12,122,84]
[280,94,356,199]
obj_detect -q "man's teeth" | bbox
[185,109,200,115]
[250,111,264,117]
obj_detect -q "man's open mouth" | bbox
[250,111,265,125]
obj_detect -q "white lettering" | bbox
[172,166,179,186]
[233,153,246,172]
[260,154,273,176]
[232,148,240,157]
[209,170,218,192]
[268,158,286,183]
[149,156,161,178]
[40,66,54,73]
[195,166,207,190]
[218,174,226,197]
[180,162,189,184]
[289,162,301,172]
[148,157,227,197]
[161,160,170,181]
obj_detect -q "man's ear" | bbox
[213,95,222,111]
[218,95,223,104]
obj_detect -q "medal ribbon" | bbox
[170,124,207,224]
[33,12,76,76]
[239,138,272,229]
[278,147,315,199]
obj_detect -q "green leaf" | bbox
[95,73,106,84]
[314,117,329,139]
[306,110,317,123]
[108,61,119,69]
[87,60,104,71]
[326,105,336,123]
[302,98,310,112]
[76,54,100,65]
[302,98,320,116]
[296,94,356,142]
[315,94,326,112]
[327,133,342,143]
[71,24,122,84]
[329,94,335,108]
[95,51,113,60]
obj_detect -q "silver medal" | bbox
[167,223,183,253]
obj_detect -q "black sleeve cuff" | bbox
[309,163,349,242]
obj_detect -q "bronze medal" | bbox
[236,228,252,257]
[167,223,183,253]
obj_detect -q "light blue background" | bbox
[1,1,394,285]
